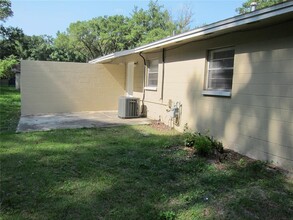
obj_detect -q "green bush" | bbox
[0,55,19,79]
[183,130,196,147]
[194,134,213,156]
[159,210,176,220]
[183,125,224,157]
[208,136,224,154]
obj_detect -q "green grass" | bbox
[0,86,292,219]
[0,86,21,134]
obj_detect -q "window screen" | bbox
[147,60,159,87]
[207,48,235,90]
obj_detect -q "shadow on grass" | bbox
[1,126,292,219]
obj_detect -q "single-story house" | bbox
[21,2,293,171]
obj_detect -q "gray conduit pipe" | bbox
[139,52,146,116]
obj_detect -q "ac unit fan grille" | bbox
[118,96,140,118]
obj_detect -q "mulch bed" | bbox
[149,120,290,175]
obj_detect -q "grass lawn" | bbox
[0,86,21,134]
[0,86,292,219]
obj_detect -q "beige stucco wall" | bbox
[111,54,144,99]
[133,20,293,171]
[21,61,125,115]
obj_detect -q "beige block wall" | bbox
[134,20,293,171]
[21,61,125,115]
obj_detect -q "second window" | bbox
[147,59,159,88]
[206,48,235,91]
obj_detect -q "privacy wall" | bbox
[21,61,125,115]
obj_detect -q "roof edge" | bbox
[89,1,293,64]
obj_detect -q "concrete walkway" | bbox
[17,111,151,132]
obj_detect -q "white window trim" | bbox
[144,86,157,91]
[202,90,231,97]
[203,47,234,97]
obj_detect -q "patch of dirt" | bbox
[205,149,256,170]
[163,145,290,176]
[149,121,290,175]
[183,146,196,158]
[150,120,172,131]
[169,146,257,168]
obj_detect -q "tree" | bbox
[54,15,131,61]
[0,25,26,59]
[25,35,55,60]
[130,0,176,46]
[236,0,286,14]
[0,55,18,79]
[0,0,194,62]
[50,31,85,62]
[0,0,13,22]
[54,0,194,60]
[173,3,194,34]
[0,26,55,61]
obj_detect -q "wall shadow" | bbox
[180,20,293,171]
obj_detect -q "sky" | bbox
[2,0,244,37]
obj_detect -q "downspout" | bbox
[139,52,146,116]
[161,48,165,101]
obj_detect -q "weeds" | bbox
[183,124,224,157]
[159,210,176,220]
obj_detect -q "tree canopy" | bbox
[1,0,194,73]
[55,0,192,61]
[0,0,13,22]
[236,0,286,14]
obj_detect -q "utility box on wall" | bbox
[118,96,140,118]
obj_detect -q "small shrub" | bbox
[0,55,18,79]
[238,158,247,166]
[208,136,224,153]
[194,134,213,156]
[183,131,196,147]
[183,125,224,157]
[159,210,176,220]
[183,124,195,147]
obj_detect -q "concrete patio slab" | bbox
[17,111,151,132]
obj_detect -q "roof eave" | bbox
[89,1,293,64]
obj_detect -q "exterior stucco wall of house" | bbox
[21,61,125,115]
[137,20,293,171]
[111,54,144,99]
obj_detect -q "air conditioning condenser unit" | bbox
[118,96,140,118]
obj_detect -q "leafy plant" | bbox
[238,158,247,166]
[0,55,18,79]
[183,125,224,157]
[194,134,213,156]
[183,123,195,147]
[183,131,196,147]
[159,210,176,220]
[208,136,224,154]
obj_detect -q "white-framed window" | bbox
[203,47,235,96]
[146,59,159,88]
